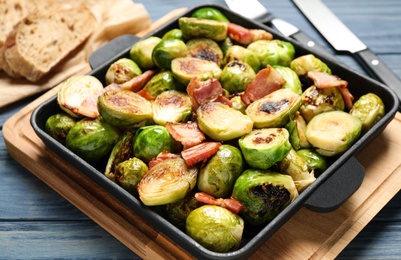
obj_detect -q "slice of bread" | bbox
[3,4,96,82]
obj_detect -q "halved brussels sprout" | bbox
[133,125,181,163]
[290,54,332,76]
[273,65,302,95]
[171,57,222,85]
[179,17,228,41]
[152,90,192,126]
[238,128,291,170]
[105,58,142,85]
[186,205,244,253]
[66,117,120,163]
[114,157,148,194]
[285,111,311,150]
[191,7,230,22]
[350,93,385,133]
[162,28,184,41]
[278,148,316,193]
[297,148,329,174]
[186,38,224,67]
[305,111,362,156]
[247,39,295,68]
[223,45,260,73]
[152,39,188,69]
[45,113,78,144]
[137,158,198,205]
[143,70,183,98]
[57,75,104,118]
[98,89,153,127]
[196,102,253,141]
[220,60,256,94]
[245,88,302,128]
[300,85,345,122]
[129,36,162,70]
[232,169,298,225]
[197,144,244,198]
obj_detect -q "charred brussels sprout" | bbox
[350,93,385,133]
[247,39,295,68]
[66,117,120,163]
[191,7,230,22]
[297,148,329,174]
[186,38,224,67]
[129,36,162,70]
[143,70,183,98]
[197,102,253,141]
[245,88,302,128]
[98,89,153,127]
[186,205,244,253]
[239,128,291,170]
[179,17,228,41]
[171,57,222,85]
[105,58,142,85]
[224,45,260,73]
[290,54,331,76]
[162,28,184,41]
[152,39,188,69]
[220,60,256,94]
[138,158,198,205]
[273,65,302,95]
[300,85,345,122]
[133,125,181,163]
[197,145,244,198]
[152,90,192,126]
[114,157,148,194]
[45,113,78,144]
[232,169,298,225]
[306,111,362,156]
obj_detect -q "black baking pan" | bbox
[30,4,399,259]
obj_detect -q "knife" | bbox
[224,0,333,58]
[292,0,401,107]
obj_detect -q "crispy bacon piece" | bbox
[119,69,159,92]
[181,142,222,167]
[227,23,272,45]
[241,65,286,105]
[148,150,181,169]
[195,192,244,214]
[187,77,228,110]
[307,71,354,109]
[165,121,206,149]
[137,88,156,100]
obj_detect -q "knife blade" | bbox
[292,0,401,106]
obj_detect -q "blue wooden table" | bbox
[1,0,401,259]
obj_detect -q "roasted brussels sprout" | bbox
[191,7,230,22]
[197,102,253,141]
[285,111,311,150]
[278,148,316,193]
[186,205,244,253]
[230,94,247,114]
[137,158,198,205]
[143,70,183,98]
[297,148,329,174]
[232,169,298,225]
[273,65,302,95]
[129,36,162,70]
[105,58,142,85]
[350,93,385,133]
[45,113,78,144]
[98,89,153,127]
[133,125,181,163]
[66,117,120,163]
[223,45,260,73]
[220,60,256,94]
[197,144,244,198]
[152,90,192,126]
[300,85,345,122]
[245,88,302,128]
[152,39,188,69]
[238,128,292,170]
[114,157,148,194]
[57,75,104,118]
[219,37,234,56]
[179,17,228,41]
[247,39,295,68]
[171,57,222,85]
[186,38,224,67]
[290,54,331,76]
[305,111,362,156]
[162,28,184,41]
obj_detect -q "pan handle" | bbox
[88,34,142,70]
[304,156,365,212]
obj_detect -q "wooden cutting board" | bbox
[4,9,401,260]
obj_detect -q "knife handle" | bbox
[290,31,334,58]
[355,48,401,105]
